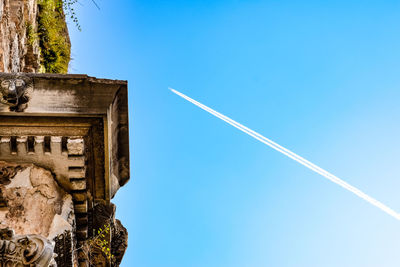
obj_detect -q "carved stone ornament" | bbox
[0,228,56,266]
[0,73,33,112]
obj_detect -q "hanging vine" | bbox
[63,0,81,31]
[63,0,100,31]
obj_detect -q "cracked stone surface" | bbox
[0,0,40,72]
[0,163,75,239]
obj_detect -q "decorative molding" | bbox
[0,136,89,240]
[0,73,130,199]
[0,228,56,266]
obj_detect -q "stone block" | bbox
[70,179,86,190]
[67,138,84,155]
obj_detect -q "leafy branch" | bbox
[62,0,100,31]
[63,0,81,31]
[74,216,116,265]
[91,222,115,262]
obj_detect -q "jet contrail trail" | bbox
[170,87,400,221]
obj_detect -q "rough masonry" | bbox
[0,0,41,72]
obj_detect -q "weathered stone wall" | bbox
[0,0,40,73]
[0,162,77,266]
[0,162,75,239]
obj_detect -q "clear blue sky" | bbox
[69,1,400,266]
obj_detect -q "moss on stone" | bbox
[37,0,71,74]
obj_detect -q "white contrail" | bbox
[170,87,400,221]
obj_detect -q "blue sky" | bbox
[69,1,400,266]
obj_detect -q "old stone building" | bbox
[0,73,130,266]
[0,1,130,266]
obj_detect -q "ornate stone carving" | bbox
[0,73,33,112]
[0,228,56,266]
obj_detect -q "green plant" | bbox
[93,223,115,262]
[26,22,38,46]
[76,219,116,265]
[63,0,81,31]
[37,0,71,73]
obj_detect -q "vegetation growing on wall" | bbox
[77,220,116,265]
[26,23,38,46]
[37,0,71,73]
